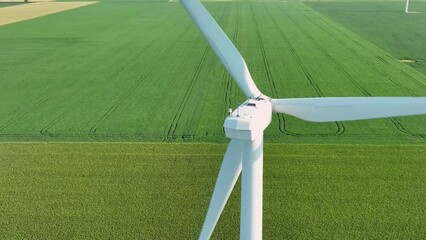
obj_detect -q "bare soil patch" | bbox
[0,1,97,26]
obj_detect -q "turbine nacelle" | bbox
[224,99,272,141]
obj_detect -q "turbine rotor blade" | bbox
[180,0,262,99]
[199,139,244,240]
[272,97,426,122]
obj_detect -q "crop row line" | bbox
[375,56,426,89]
[42,43,154,136]
[0,5,161,133]
[88,23,198,137]
[254,4,293,136]
[88,45,177,135]
[303,9,417,97]
[0,41,83,130]
[251,4,279,99]
[223,3,241,121]
[308,5,426,89]
[0,72,76,132]
[40,18,183,136]
[265,3,344,137]
[281,5,371,97]
[164,47,209,141]
[165,5,231,141]
[305,7,426,139]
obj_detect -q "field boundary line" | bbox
[1,141,426,147]
[0,152,388,158]
[0,2,98,26]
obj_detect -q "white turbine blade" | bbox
[272,97,426,122]
[180,0,262,99]
[199,139,244,240]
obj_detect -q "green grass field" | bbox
[0,0,425,239]
[1,143,425,239]
[308,1,426,74]
[0,3,24,8]
[0,0,425,143]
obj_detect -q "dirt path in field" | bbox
[0,1,98,26]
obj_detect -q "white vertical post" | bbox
[240,135,263,240]
[405,0,410,13]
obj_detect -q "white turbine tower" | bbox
[180,0,426,239]
[405,0,410,13]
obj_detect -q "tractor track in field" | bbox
[390,117,426,138]
[251,5,279,98]
[226,4,242,118]
[223,4,240,122]
[0,40,82,130]
[0,85,68,132]
[375,56,426,89]
[266,5,323,96]
[280,5,371,97]
[39,48,151,136]
[305,8,426,139]
[309,10,426,88]
[302,10,418,97]
[1,6,162,136]
[165,8,229,141]
[265,4,345,137]
[89,23,194,137]
[164,47,209,141]
[40,21,182,137]
[87,45,175,135]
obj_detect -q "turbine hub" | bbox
[224,99,272,140]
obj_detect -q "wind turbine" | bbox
[180,0,426,239]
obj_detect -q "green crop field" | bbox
[0,0,425,143]
[0,3,24,8]
[0,0,425,239]
[308,1,426,75]
[1,142,425,239]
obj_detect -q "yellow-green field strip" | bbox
[0,1,98,26]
